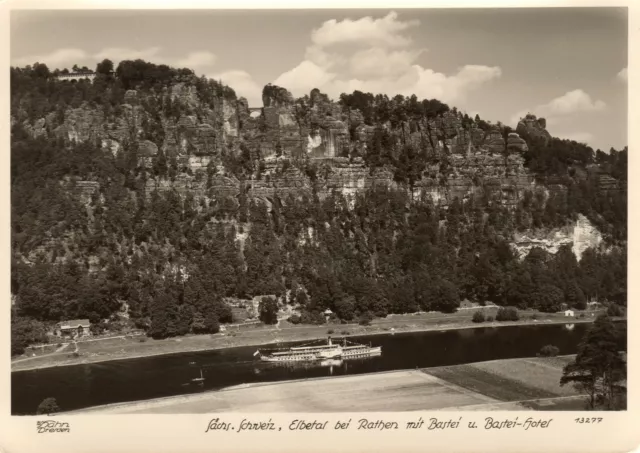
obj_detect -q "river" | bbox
[12,323,600,414]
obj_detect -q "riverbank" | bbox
[66,355,585,414]
[12,309,604,372]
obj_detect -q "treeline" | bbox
[11,130,627,344]
[10,59,234,125]
[10,60,627,353]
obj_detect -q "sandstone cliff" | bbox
[16,83,541,208]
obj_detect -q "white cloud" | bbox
[270,11,501,106]
[212,70,263,106]
[274,61,338,96]
[510,89,606,125]
[617,67,628,82]
[275,60,500,105]
[13,46,164,69]
[176,51,217,71]
[310,11,419,49]
[12,48,88,67]
[545,89,606,115]
[349,48,424,79]
[561,132,593,144]
[93,47,162,61]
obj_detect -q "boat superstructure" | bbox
[254,336,381,362]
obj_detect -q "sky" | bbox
[11,8,628,151]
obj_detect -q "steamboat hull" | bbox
[257,338,382,363]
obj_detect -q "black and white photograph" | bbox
[9,7,628,418]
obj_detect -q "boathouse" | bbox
[563,310,575,317]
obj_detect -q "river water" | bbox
[12,323,597,414]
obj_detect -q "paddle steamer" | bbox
[254,336,381,362]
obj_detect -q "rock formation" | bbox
[13,82,572,210]
[516,114,552,146]
[512,214,603,261]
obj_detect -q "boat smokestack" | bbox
[328,336,332,346]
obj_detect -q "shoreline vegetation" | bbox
[12,309,609,373]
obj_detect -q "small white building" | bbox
[564,310,575,317]
[56,72,97,82]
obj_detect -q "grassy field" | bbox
[12,309,600,372]
[69,356,586,414]
[423,355,584,410]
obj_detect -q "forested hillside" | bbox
[10,59,627,353]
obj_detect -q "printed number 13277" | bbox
[574,418,603,424]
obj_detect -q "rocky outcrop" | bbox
[512,214,602,260]
[506,132,528,153]
[516,114,551,146]
[17,81,565,210]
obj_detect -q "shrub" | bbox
[300,310,326,325]
[607,304,624,317]
[36,397,60,415]
[578,313,586,319]
[538,344,560,357]
[327,329,334,334]
[288,314,301,325]
[138,337,147,343]
[341,330,351,336]
[472,311,485,323]
[486,316,494,322]
[496,307,519,321]
[358,312,374,326]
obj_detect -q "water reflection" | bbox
[13,323,617,415]
[257,358,346,375]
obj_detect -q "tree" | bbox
[607,304,624,317]
[204,311,220,334]
[191,311,206,333]
[36,397,60,415]
[258,297,279,325]
[358,311,374,326]
[538,344,560,357]
[96,59,114,75]
[430,279,460,313]
[11,315,48,356]
[472,311,485,323]
[496,307,519,321]
[334,296,357,321]
[560,315,626,410]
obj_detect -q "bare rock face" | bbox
[18,80,571,212]
[516,114,551,146]
[512,214,602,260]
[307,118,349,158]
[415,153,534,206]
[506,132,528,153]
[54,105,105,143]
[124,90,138,105]
[222,99,239,138]
[572,214,603,259]
[484,126,506,154]
[262,84,294,108]
[169,83,200,108]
